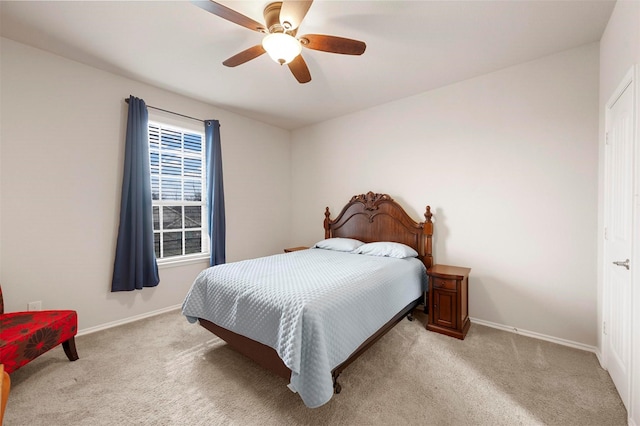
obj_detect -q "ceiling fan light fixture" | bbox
[262,33,302,65]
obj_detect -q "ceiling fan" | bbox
[191,0,367,84]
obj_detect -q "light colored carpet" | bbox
[4,309,626,425]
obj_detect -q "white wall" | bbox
[599,1,640,423]
[0,38,3,291]
[0,38,291,331]
[0,35,602,349]
[291,43,600,348]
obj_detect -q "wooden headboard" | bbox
[324,192,433,269]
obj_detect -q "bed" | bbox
[182,191,433,407]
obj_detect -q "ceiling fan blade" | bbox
[191,1,267,33]
[223,45,266,67]
[300,34,366,55]
[279,1,313,31]
[288,55,312,84]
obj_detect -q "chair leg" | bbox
[1,365,10,426]
[62,337,79,361]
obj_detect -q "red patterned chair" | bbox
[0,284,79,374]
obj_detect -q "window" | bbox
[149,121,208,261]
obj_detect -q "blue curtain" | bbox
[112,96,160,291]
[205,120,226,266]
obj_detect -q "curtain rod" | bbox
[124,97,205,124]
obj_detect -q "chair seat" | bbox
[0,310,77,374]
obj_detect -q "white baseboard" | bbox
[77,310,600,354]
[76,304,182,337]
[470,317,598,355]
[594,347,606,369]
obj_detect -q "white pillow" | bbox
[314,237,364,252]
[352,242,418,258]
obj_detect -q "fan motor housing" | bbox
[264,2,284,33]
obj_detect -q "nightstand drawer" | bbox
[432,277,457,290]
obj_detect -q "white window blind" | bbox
[149,121,208,260]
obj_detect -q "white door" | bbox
[604,68,635,410]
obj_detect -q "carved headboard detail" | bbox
[324,191,433,269]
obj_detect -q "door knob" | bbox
[613,259,630,270]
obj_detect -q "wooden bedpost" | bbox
[324,207,331,239]
[423,206,433,269]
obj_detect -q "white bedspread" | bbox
[181,248,427,408]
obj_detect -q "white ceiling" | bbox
[0,0,615,130]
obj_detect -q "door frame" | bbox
[603,64,638,423]
[631,63,640,426]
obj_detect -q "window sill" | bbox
[157,253,210,269]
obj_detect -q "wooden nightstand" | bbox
[284,246,308,253]
[426,264,471,340]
